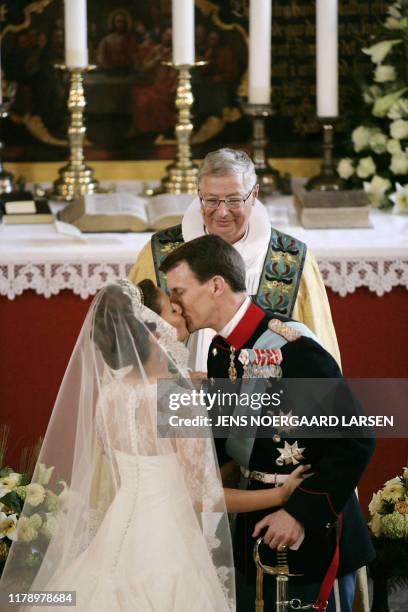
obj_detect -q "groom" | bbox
[161,234,375,612]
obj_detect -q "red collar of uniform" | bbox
[224,301,265,350]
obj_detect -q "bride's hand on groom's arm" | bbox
[223,464,311,516]
[280,463,313,502]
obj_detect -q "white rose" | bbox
[363,40,401,64]
[41,515,59,539]
[352,126,372,152]
[390,152,408,175]
[390,119,408,140]
[25,483,46,507]
[357,156,376,179]
[364,175,392,207]
[387,139,402,155]
[369,132,388,154]
[370,513,383,537]
[390,183,408,214]
[337,158,355,179]
[374,65,397,83]
[17,517,38,543]
[28,513,42,531]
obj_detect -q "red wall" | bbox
[1,287,407,512]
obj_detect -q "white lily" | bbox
[363,39,401,64]
[388,5,402,19]
[373,87,408,117]
[390,183,408,214]
[0,484,11,499]
[37,464,54,486]
[0,511,18,541]
[0,472,22,491]
[385,16,408,30]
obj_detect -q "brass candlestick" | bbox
[306,119,345,191]
[243,103,286,197]
[49,65,103,201]
[147,61,206,196]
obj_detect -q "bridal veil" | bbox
[0,279,235,611]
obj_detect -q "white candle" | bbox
[316,0,338,117]
[64,0,88,68]
[172,0,195,65]
[249,0,272,105]
[0,38,2,105]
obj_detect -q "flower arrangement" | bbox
[337,1,408,212]
[0,463,63,576]
[368,467,408,580]
[0,426,64,577]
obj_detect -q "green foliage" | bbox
[338,1,408,210]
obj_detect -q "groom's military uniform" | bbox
[207,299,375,603]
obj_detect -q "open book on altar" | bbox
[58,192,195,232]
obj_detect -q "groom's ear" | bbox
[211,275,227,296]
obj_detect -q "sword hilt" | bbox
[254,538,303,612]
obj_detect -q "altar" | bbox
[1,187,407,512]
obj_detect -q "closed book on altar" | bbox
[58,192,194,232]
[0,195,54,225]
[293,187,372,228]
[295,204,372,229]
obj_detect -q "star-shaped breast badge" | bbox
[276,441,306,466]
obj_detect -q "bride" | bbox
[0,279,308,612]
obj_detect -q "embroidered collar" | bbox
[224,301,265,350]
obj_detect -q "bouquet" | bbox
[368,467,408,579]
[337,0,408,212]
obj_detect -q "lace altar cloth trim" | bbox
[318,258,408,297]
[1,258,407,299]
[0,262,134,300]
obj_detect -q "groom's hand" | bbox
[252,509,304,549]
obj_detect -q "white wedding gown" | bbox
[39,380,233,612]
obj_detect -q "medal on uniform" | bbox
[228,346,237,382]
[276,441,305,466]
[238,348,283,379]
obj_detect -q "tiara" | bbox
[116,278,144,309]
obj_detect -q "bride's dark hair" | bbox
[137,278,161,313]
[93,284,155,370]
